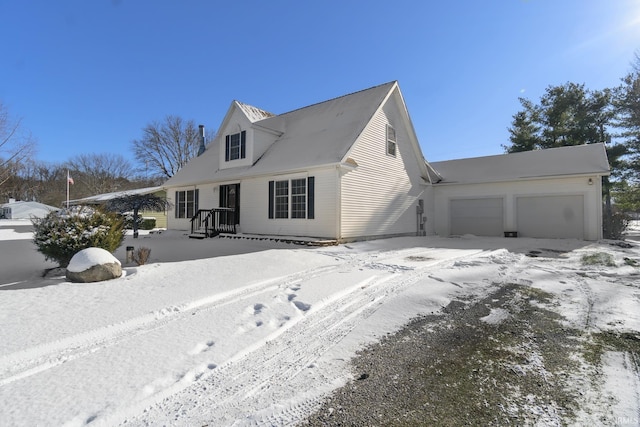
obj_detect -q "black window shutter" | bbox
[225,135,230,161]
[268,180,274,219]
[307,176,315,219]
[240,130,246,159]
[175,191,179,218]
[195,189,199,212]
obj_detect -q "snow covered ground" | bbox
[0,219,639,426]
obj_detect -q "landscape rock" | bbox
[66,248,122,283]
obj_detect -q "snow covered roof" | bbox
[68,186,165,205]
[236,101,275,122]
[253,82,397,173]
[164,81,401,187]
[430,143,610,185]
[0,201,59,219]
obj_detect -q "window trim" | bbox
[291,178,307,219]
[274,180,289,219]
[386,124,397,157]
[225,130,246,161]
[268,177,315,220]
[174,189,199,219]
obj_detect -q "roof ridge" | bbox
[433,142,605,164]
[258,80,397,119]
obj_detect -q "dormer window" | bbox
[225,130,246,161]
[386,124,397,157]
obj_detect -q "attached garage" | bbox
[516,195,584,239]
[450,198,503,237]
[430,144,610,241]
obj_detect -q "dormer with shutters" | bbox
[218,101,277,170]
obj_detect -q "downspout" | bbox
[597,175,604,240]
[336,165,342,242]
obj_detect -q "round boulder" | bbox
[66,248,122,283]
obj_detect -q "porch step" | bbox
[188,232,207,239]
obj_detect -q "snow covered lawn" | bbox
[1,220,639,425]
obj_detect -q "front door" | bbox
[219,184,240,225]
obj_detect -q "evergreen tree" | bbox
[506,82,615,152]
[615,53,640,182]
[32,206,125,268]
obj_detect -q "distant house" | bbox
[68,186,168,228]
[1,200,59,219]
[163,81,610,241]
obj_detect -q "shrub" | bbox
[603,211,629,240]
[32,206,125,268]
[133,247,151,265]
[141,217,156,230]
[123,215,156,231]
[122,212,139,230]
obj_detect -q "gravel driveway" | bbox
[302,280,635,426]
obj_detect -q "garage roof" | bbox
[430,143,610,184]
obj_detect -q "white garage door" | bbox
[517,195,584,239]
[450,198,504,237]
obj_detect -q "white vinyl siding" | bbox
[167,185,213,231]
[218,108,254,170]
[340,97,426,239]
[240,168,338,239]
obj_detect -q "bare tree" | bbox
[66,153,135,195]
[132,115,212,178]
[0,101,36,188]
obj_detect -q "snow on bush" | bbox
[32,205,125,268]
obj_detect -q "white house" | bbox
[1,200,59,219]
[163,81,610,242]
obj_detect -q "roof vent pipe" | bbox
[197,125,206,156]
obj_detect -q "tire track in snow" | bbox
[111,248,494,426]
[0,264,339,387]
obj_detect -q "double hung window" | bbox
[225,130,246,161]
[274,181,289,219]
[386,124,397,157]
[291,179,307,219]
[175,189,199,218]
[268,177,315,219]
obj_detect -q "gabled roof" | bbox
[430,143,610,185]
[251,81,398,174]
[1,201,59,218]
[236,101,274,122]
[165,81,406,187]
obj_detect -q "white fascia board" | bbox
[433,171,611,186]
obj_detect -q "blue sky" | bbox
[1,0,639,167]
